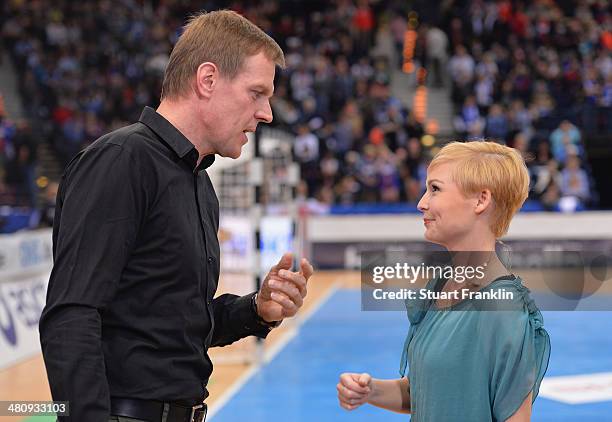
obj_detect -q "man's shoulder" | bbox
[88,122,156,154]
[63,122,162,179]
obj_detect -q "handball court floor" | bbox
[1,270,612,421]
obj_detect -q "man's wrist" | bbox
[251,292,282,329]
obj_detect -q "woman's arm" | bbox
[337,373,410,414]
[506,392,532,422]
[368,377,411,414]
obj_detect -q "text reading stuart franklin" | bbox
[372,288,514,300]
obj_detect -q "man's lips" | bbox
[423,218,435,225]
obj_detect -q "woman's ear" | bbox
[474,189,493,215]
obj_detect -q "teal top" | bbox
[399,275,550,422]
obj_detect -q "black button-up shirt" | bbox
[40,107,271,421]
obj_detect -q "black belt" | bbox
[110,397,207,422]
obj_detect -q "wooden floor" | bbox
[0,271,360,422]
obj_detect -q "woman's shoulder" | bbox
[488,275,538,308]
[479,275,546,330]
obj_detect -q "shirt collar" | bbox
[138,106,215,172]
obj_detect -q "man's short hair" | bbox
[429,141,530,238]
[161,10,285,100]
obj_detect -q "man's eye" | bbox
[252,91,262,100]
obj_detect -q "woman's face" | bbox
[417,162,482,248]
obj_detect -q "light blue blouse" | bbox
[399,275,550,422]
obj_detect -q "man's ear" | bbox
[194,62,217,99]
[474,189,493,215]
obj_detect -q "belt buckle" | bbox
[189,403,206,422]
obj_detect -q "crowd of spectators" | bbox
[1,0,428,209]
[1,0,609,217]
[0,93,38,208]
[446,0,610,210]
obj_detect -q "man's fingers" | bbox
[277,270,307,297]
[300,258,314,280]
[269,279,303,308]
[274,252,293,272]
[270,291,298,316]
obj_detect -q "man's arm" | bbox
[209,292,271,347]
[40,141,145,421]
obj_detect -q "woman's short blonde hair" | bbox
[161,10,285,100]
[429,141,529,238]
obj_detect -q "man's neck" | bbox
[156,99,214,159]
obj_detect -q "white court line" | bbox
[539,372,612,404]
[207,281,341,420]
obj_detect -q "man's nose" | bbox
[256,100,273,123]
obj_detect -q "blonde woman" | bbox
[338,141,550,421]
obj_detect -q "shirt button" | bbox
[207,257,213,263]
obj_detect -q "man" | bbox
[40,10,313,422]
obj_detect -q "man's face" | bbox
[207,52,275,158]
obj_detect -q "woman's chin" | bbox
[424,232,445,247]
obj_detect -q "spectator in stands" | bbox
[560,154,591,205]
[356,144,379,202]
[38,181,58,228]
[424,24,449,88]
[550,120,582,164]
[13,119,38,207]
[377,146,401,203]
[454,95,484,139]
[485,103,509,141]
[532,158,562,204]
[449,44,475,105]
[293,123,320,195]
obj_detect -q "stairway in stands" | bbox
[372,25,454,138]
[390,70,454,136]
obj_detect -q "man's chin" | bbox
[219,149,242,159]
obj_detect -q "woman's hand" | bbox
[337,372,372,411]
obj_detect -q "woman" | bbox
[337,141,550,421]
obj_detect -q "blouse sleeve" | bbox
[488,290,551,421]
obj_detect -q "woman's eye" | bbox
[431,185,439,192]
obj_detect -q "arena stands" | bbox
[0,0,610,232]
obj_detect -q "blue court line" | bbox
[211,289,612,421]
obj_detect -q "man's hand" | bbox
[256,252,314,322]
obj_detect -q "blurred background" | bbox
[1,0,611,421]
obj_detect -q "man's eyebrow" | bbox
[252,84,274,96]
